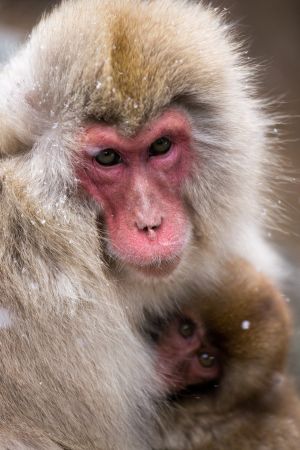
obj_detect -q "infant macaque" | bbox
[153,260,300,450]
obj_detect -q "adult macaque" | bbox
[0,0,285,448]
[154,261,300,450]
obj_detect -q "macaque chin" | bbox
[152,260,300,450]
[77,109,193,277]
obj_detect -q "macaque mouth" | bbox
[105,223,190,276]
[105,216,190,270]
[107,241,183,277]
[130,256,181,277]
[97,216,185,277]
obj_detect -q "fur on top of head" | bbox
[0,0,262,147]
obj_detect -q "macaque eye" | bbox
[179,319,196,338]
[94,149,122,166]
[198,352,216,368]
[149,137,172,156]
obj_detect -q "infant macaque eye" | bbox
[149,137,172,156]
[179,319,196,338]
[198,352,216,368]
[95,149,122,166]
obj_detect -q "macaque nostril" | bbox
[136,217,163,234]
[142,226,159,240]
[142,225,159,232]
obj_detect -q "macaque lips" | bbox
[130,258,182,278]
[78,109,193,276]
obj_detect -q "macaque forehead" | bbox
[83,5,224,133]
[29,0,230,135]
[84,109,191,150]
[86,16,182,132]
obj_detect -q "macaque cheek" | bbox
[104,202,191,267]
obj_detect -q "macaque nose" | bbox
[135,217,162,240]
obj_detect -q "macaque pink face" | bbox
[77,109,193,276]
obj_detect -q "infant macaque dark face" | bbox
[155,312,221,393]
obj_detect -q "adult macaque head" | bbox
[0,0,270,287]
[79,109,192,275]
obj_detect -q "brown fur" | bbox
[155,261,300,450]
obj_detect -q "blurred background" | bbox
[0,0,299,377]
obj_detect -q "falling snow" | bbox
[241,320,251,330]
